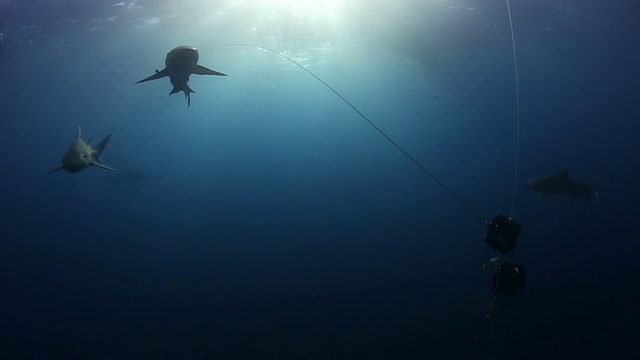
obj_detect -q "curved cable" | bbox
[506,0,521,217]
[205,43,486,223]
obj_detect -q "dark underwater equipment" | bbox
[484,215,521,254]
[493,262,526,298]
[480,215,526,325]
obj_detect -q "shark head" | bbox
[524,178,537,190]
[60,138,94,173]
[165,46,200,69]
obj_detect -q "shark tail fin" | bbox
[91,134,117,171]
[193,64,227,76]
[170,83,195,107]
[135,69,168,84]
[94,134,112,163]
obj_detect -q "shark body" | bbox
[136,46,227,106]
[525,168,598,201]
[46,126,116,174]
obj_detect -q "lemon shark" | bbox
[525,168,598,201]
[135,46,227,106]
[46,126,117,174]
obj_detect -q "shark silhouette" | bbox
[525,168,598,201]
[135,46,227,106]
[46,126,117,174]
[107,171,146,185]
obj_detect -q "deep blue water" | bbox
[1,0,639,358]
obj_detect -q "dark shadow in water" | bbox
[107,171,146,185]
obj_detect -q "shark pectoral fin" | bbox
[91,161,117,172]
[193,64,227,76]
[135,69,168,84]
[45,166,64,174]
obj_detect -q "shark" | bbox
[135,45,227,106]
[525,168,598,201]
[107,171,146,185]
[46,126,117,174]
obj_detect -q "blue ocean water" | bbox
[1,0,638,358]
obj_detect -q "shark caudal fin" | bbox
[92,134,111,164]
[135,69,168,84]
[94,134,112,158]
[170,84,195,107]
[92,134,117,171]
[193,64,227,76]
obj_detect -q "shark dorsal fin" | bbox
[76,125,82,139]
[558,167,570,178]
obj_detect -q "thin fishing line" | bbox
[474,4,522,345]
[505,0,521,217]
[206,43,485,223]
